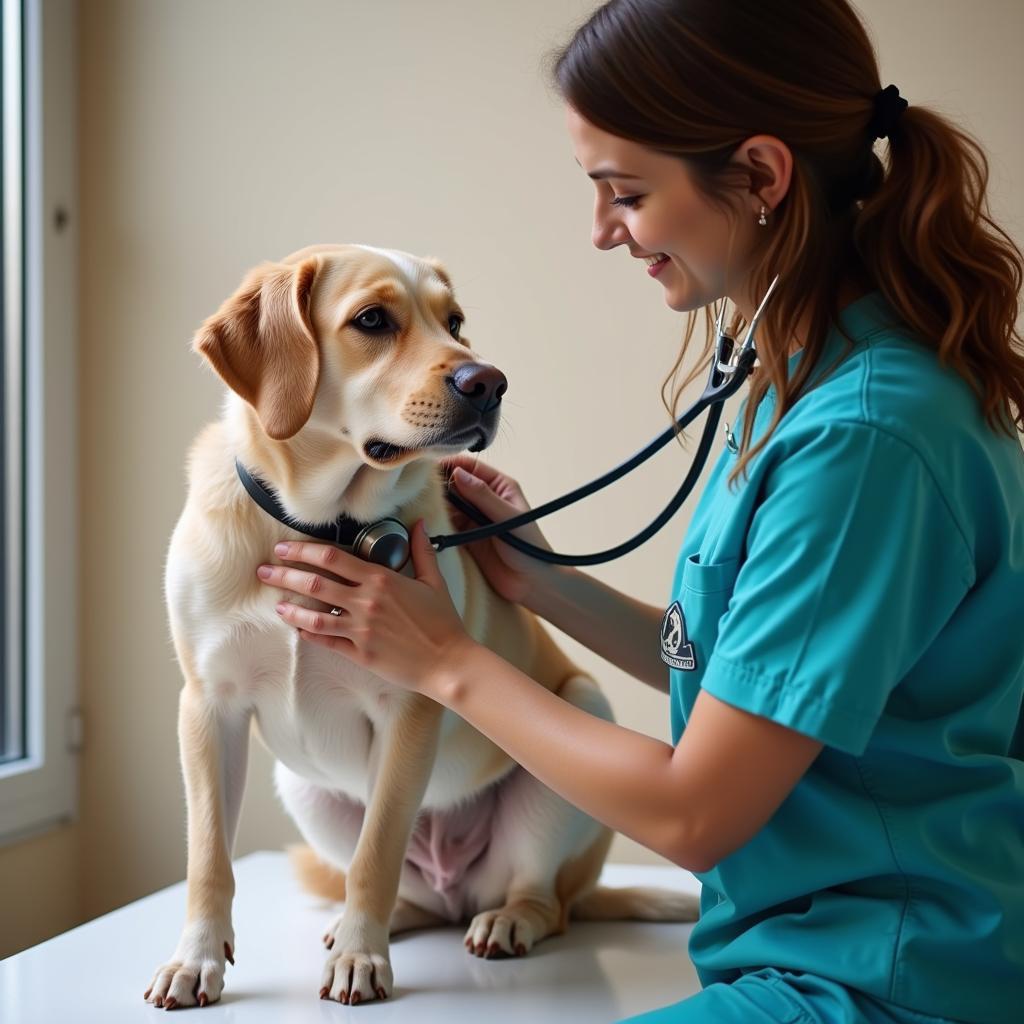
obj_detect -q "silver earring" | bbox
[758,204,768,226]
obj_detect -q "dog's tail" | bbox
[569,885,699,923]
[287,843,346,901]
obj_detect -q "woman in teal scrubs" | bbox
[260,1,1023,1021]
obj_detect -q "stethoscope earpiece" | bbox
[723,421,739,453]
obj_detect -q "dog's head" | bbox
[192,243,506,469]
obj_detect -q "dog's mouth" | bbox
[364,427,489,465]
[364,439,410,463]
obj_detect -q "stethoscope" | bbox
[430,273,781,566]
[235,274,780,572]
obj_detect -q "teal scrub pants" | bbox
[617,968,960,1023]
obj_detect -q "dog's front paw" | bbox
[320,914,392,1004]
[144,919,235,1009]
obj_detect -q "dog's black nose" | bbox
[448,363,508,414]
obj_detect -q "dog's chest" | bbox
[196,618,402,794]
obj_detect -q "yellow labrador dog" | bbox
[145,243,697,1009]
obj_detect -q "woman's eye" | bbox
[611,195,642,208]
[353,307,393,333]
[448,314,464,338]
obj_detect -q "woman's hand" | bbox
[439,455,557,607]
[256,520,474,697]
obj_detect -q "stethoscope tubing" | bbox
[433,351,746,566]
[442,401,725,566]
[428,274,778,566]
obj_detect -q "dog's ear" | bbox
[193,256,322,440]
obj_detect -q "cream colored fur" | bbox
[144,243,697,1009]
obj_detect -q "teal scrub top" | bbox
[660,290,1024,1024]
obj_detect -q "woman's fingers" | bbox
[440,454,505,490]
[272,540,370,580]
[440,456,532,512]
[256,563,353,609]
[275,600,351,637]
[450,469,526,519]
[295,628,360,655]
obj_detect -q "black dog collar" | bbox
[234,458,411,570]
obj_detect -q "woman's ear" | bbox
[192,256,322,440]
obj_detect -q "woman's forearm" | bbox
[427,639,695,869]
[523,565,671,694]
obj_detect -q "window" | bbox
[0,0,78,844]
[1,0,25,769]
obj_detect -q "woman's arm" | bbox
[440,460,670,693]
[428,639,824,873]
[262,534,825,872]
[523,564,671,695]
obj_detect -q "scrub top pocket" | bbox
[666,552,741,745]
[681,551,741,594]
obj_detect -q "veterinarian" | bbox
[257,1,1024,1021]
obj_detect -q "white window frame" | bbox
[0,0,79,845]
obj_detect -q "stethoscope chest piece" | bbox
[353,518,411,571]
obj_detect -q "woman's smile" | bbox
[645,254,671,277]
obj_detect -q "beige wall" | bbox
[2,0,1022,958]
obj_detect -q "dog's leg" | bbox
[388,895,450,936]
[274,762,449,944]
[463,673,615,959]
[319,693,445,1005]
[325,894,448,945]
[144,685,250,1009]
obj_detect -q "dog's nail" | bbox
[164,996,177,1009]
[319,987,329,1000]
[377,987,387,1000]
[351,992,361,1005]
[516,942,526,955]
[224,941,234,965]
[487,943,498,957]
[340,991,349,1004]
[144,988,152,1000]
[154,996,163,1007]
[199,992,208,1007]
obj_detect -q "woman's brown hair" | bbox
[547,0,1024,488]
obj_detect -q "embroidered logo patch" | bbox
[660,600,697,671]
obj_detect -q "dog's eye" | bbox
[352,307,394,333]
[448,314,464,338]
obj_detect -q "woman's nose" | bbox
[592,196,631,251]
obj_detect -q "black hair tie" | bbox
[870,84,909,140]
